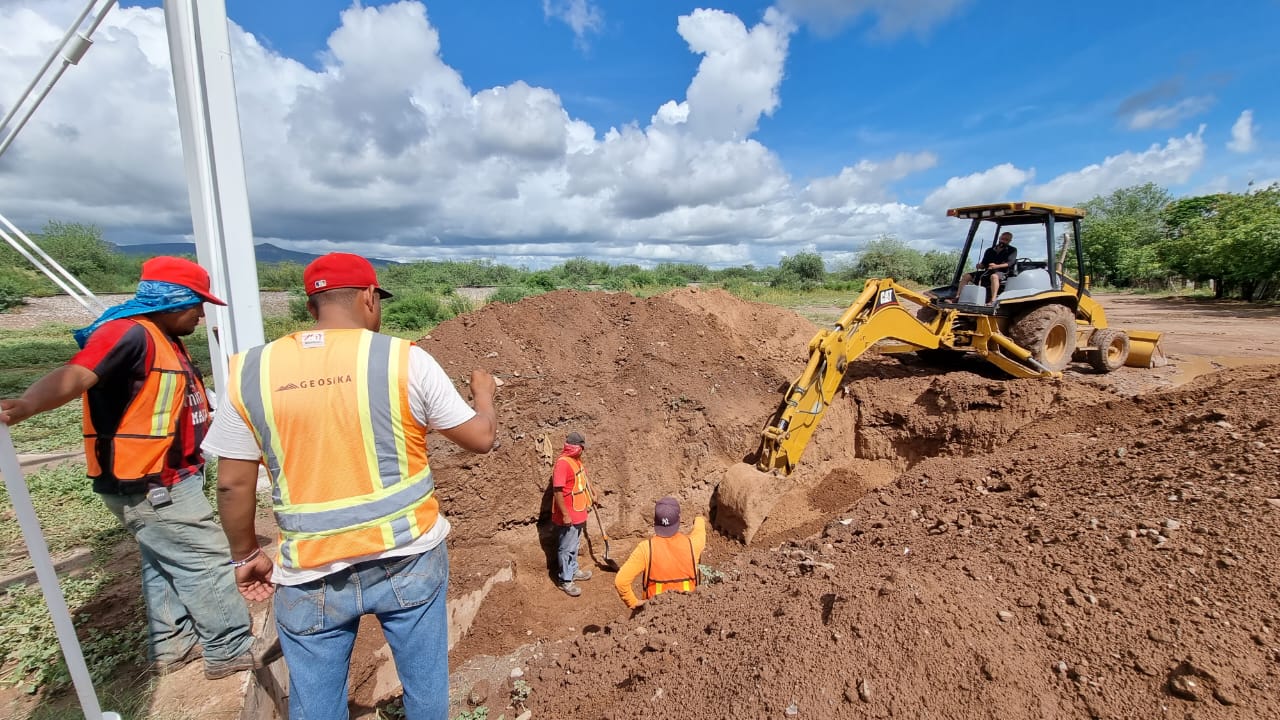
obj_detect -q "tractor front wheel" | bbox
[1087,328,1130,373]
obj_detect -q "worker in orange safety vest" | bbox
[614,496,705,609]
[551,430,593,596]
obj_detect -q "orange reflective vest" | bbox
[83,317,203,493]
[643,533,699,599]
[563,456,593,513]
[227,329,436,571]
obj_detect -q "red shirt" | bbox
[70,318,210,491]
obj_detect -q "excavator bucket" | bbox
[1124,329,1167,368]
[712,463,781,545]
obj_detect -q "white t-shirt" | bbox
[202,337,476,585]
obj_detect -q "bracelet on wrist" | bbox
[229,547,261,568]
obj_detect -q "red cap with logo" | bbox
[303,252,393,298]
[140,256,226,305]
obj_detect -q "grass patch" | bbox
[0,568,145,695]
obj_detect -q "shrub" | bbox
[525,272,557,291]
[258,262,305,291]
[382,292,453,332]
[488,286,539,304]
[288,293,311,322]
[0,276,27,312]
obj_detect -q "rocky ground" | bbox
[523,364,1280,719]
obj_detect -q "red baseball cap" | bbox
[140,256,226,305]
[303,252,393,298]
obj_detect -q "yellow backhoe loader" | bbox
[713,202,1165,543]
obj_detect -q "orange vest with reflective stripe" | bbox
[643,533,699,599]
[83,317,199,492]
[563,456,592,513]
[227,329,436,571]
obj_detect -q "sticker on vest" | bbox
[301,331,325,348]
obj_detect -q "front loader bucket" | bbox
[712,463,781,545]
[1125,329,1167,368]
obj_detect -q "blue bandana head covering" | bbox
[73,280,204,348]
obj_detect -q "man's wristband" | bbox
[229,547,261,568]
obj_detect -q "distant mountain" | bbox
[110,242,397,267]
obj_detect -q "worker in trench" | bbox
[614,496,707,610]
[551,430,594,597]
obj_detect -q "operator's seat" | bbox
[999,263,1052,298]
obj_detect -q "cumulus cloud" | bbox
[922,164,1034,212]
[1026,127,1206,205]
[1125,95,1214,130]
[1228,109,1256,153]
[804,152,937,208]
[0,1,1230,270]
[542,0,604,49]
[776,0,970,38]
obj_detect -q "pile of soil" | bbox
[521,364,1280,719]
[400,288,1277,719]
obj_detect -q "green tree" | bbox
[1079,183,1172,288]
[772,251,825,289]
[848,236,925,281]
[921,250,961,286]
[1159,185,1280,300]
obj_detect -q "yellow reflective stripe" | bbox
[149,372,180,436]
[282,488,434,541]
[257,344,291,506]
[277,468,431,515]
[355,331,381,487]
[652,580,693,594]
[389,340,410,481]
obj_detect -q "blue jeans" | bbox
[556,522,584,584]
[274,544,449,720]
[99,472,253,665]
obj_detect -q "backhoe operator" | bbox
[956,231,1017,304]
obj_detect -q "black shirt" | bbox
[980,243,1017,270]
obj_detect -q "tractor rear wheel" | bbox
[1009,304,1077,372]
[1087,328,1130,373]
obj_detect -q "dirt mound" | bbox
[420,288,821,543]
[521,365,1280,719]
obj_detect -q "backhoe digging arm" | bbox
[755,279,944,475]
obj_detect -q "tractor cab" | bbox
[931,202,1086,313]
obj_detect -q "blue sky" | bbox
[1,0,1276,268]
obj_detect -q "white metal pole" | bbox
[0,424,121,720]
[0,0,117,161]
[0,0,101,136]
[162,0,264,397]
